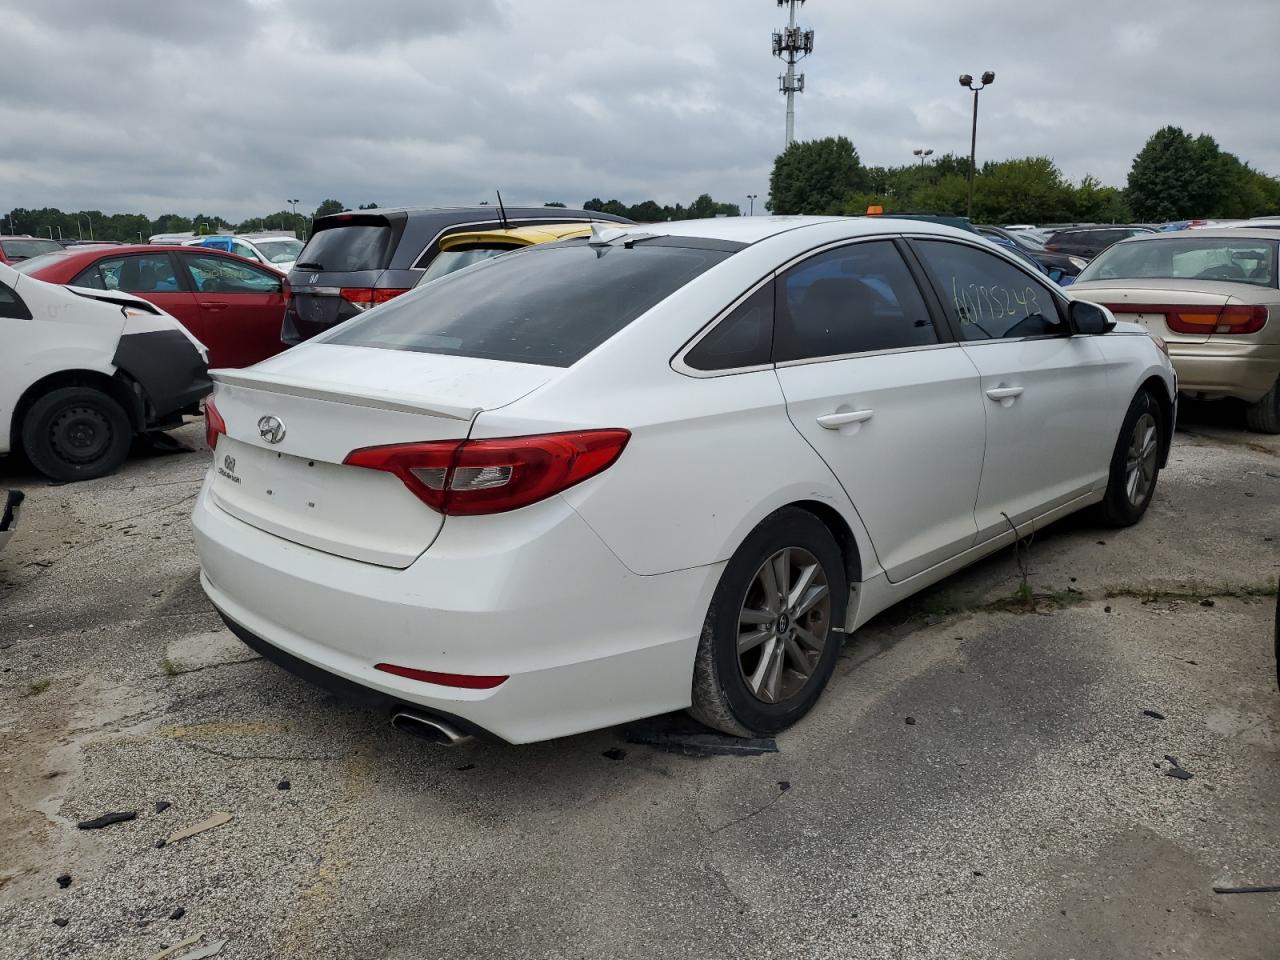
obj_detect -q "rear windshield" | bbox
[1077,237,1278,287]
[295,222,392,273]
[254,238,303,264]
[2,238,63,261]
[325,240,731,366]
[415,246,518,286]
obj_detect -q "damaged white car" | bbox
[0,261,211,482]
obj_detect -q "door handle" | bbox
[198,302,229,311]
[985,386,1024,401]
[817,409,874,429]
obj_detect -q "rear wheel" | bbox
[1097,390,1163,527]
[689,507,848,737]
[20,386,133,482]
[1244,378,1280,434]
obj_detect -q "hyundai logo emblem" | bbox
[258,415,286,444]
[309,273,319,284]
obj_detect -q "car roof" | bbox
[1114,228,1280,243]
[606,215,975,245]
[439,223,595,249]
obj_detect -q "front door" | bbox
[178,253,287,368]
[773,240,986,582]
[911,238,1116,540]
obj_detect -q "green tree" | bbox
[972,156,1072,223]
[313,199,345,218]
[1070,175,1132,223]
[543,201,566,208]
[1126,126,1224,221]
[769,136,867,215]
[357,202,379,210]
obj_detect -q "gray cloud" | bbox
[2,0,1277,220]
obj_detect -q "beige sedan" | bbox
[1070,229,1280,432]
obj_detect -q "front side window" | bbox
[0,281,32,320]
[183,254,280,293]
[913,240,1065,341]
[326,239,732,367]
[774,241,938,362]
[1077,238,1277,287]
[684,281,774,371]
[75,254,180,293]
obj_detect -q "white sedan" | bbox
[192,217,1176,744]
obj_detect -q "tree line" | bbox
[768,126,1280,223]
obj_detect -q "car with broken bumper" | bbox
[193,216,1176,744]
[0,261,211,481]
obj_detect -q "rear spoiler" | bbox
[210,369,480,421]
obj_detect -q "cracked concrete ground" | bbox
[1,406,1277,960]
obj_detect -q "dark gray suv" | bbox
[282,206,630,343]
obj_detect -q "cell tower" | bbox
[773,0,814,148]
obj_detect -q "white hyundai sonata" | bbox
[193,217,1176,744]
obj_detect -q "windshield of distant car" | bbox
[416,246,519,287]
[1077,237,1278,287]
[253,238,303,264]
[326,239,733,366]
[1,237,63,261]
[11,251,70,274]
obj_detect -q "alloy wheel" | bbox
[736,547,832,704]
[1124,411,1158,506]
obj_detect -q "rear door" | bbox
[911,238,1115,539]
[178,252,287,368]
[773,239,987,582]
[73,252,199,335]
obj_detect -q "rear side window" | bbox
[325,240,731,367]
[684,281,774,371]
[774,241,938,362]
[913,240,1065,341]
[297,221,393,273]
[0,281,32,320]
[74,254,181,293]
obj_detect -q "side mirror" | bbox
[1069,299,1114,335]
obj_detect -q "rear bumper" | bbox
[192,483,719,743]
[1169,342,1280,402]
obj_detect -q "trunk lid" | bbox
[207,346,555,567]
[1069,280,1237,344]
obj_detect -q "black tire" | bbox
[1244,378,1280,434]
[689,507,848,737]
[1097,389,1164,527]
[20,386,133,482]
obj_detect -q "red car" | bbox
[0,235,63,265]
[20,244,289,368]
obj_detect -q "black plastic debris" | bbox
[1104,606,1112,613]
[52,918,68,928]
[1142,710,1166,720]
[155,801,171,814]
[277,780,291,791]
[455,763,476,772]
[905,716,917,725]
[1213,884,1280,894]
[169,907,186,921]
[1200,598,1215,607]
[778,781,791,792]
[601,747,626,761]
[1164,754,1181,766]
[155,839,166,849]
[621,716,778,757]
[1166,767,1193,780]
[56,874,71,889]
[77,811,137,830]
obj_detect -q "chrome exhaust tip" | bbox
[391,710,473,746]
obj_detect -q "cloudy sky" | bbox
[4,0,1278,220]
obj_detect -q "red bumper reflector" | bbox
[375,662,508,690]
[205,397,227,451]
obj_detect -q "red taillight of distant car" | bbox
[1103,302,1268,336]
[339,287,410,311]
[205,398,227,451]
[343,429,631,515]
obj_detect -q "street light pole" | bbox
[912,148,934,169]
[958,71,995,219]
[747,194,758,216]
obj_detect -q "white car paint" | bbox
[0,261,207,455]
[191,217,1175,743]
[182,234,302,272]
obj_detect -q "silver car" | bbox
[1069,229,1280,432]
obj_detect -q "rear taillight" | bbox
[1103,302,1268,336]
[1044,243,1058,251]
[339,287,410,311]
[281,278,292,304]
[205,398,227,451]
[343,429,631,515]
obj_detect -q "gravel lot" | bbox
[1,409,1277,960]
